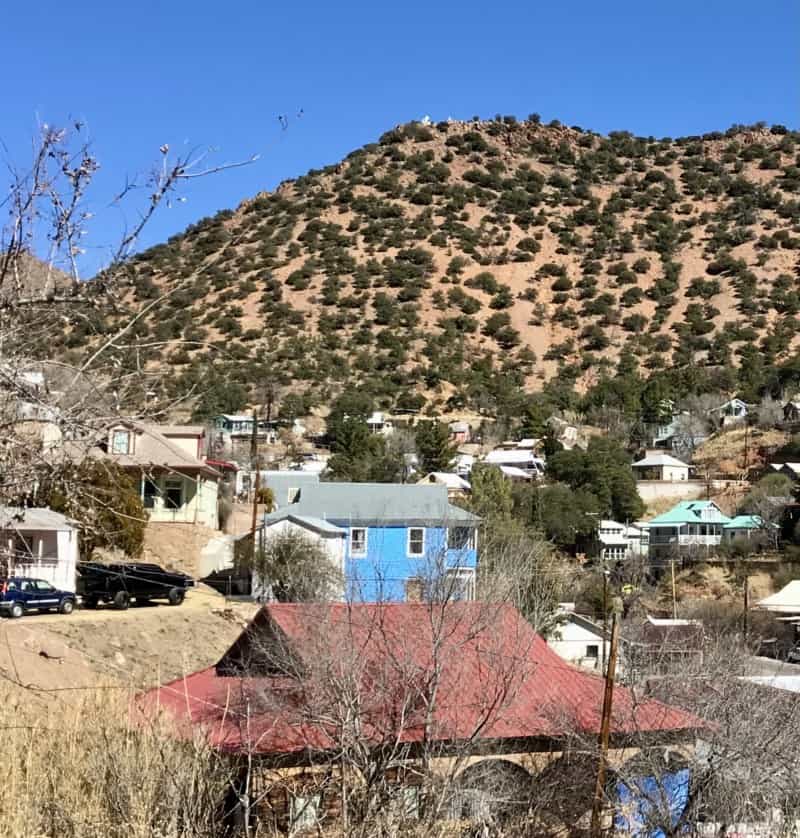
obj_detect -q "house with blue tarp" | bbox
[258,482,479,601]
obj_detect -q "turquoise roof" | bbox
[647,501,731,527]
[724,515,770,530]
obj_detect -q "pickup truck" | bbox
[0,577,76,618]
[76,562,194,609]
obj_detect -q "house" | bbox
[783,399,800,424]
[236,470,320,506]
[547,609,610,672]
[754,581,800,617]
[777,463,800,483]
[454,453,475,476]
[632,452,690,482]
[644,500,730,559]
[366,412,394,436]
[143,602,702,833]
[597,520,648,560]
[416,472,471,498]
[722,514,776,542]
[213,414,279,445]
[708,398,749,428]
[258,482,479,602]
[103,423,221,529]
[626,616,704,676]
[484,447,545,478]
[498,465,534,482]
[0,507,79,592]
[448,421,471,444]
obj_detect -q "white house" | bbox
[755,581,800,617]
[252,511,346,601]
[484,448,545,478]
[0,507,79,592]
[366,412,394,436]
[597,520,649,560]
[708,398,749,428]
[547,609,609,672]
[632,452,690,482]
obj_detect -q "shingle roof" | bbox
[646,501,730,527]
[263,482,478,527]
[106,423,218,476]
[142,603,702,756]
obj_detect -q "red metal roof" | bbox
[141,603,701,756]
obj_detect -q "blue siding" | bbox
[339,524,477,601]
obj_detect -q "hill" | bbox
[57,117,800,421]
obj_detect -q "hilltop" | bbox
[55,117,800,420]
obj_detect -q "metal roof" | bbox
[646,500,730,527]
[263,481,478,527]
[632,453,689,469]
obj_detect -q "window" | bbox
[404,577,424,602]
[350,528,367,557]
[586,644,599,660]
[143,479,159,509]
[407,527,425,557]
[164,478,183,510]
[289,793,321,832]
[111,429,131,455]
[447,527,475,551]
[444,568,475,601]
[34,581,55,593]
[287,487,300,504]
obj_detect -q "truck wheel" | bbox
[167,588,185,606]
[113,591,130,610]
[59,599,74,615]
[10,602,24,619]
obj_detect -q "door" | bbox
[30,580,61,609]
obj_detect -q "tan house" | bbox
[104,423,220,529]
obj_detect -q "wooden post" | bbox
[249,409,261,597]
[590,611,620,838]
[601,567,608,672]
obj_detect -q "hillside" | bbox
[61,117,800,419]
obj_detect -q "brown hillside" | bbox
[62,118,800,417]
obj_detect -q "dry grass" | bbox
[0,687,232,838]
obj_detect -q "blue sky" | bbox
[2,0,798,276]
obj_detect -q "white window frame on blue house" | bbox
[444,567,476,601]
[350,527,367,557]
[447,526,475,551]
[407,527,426,557]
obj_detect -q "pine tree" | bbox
[415,420,457,473]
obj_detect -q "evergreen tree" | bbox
[415,420,457,473]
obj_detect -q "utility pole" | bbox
[671,558,678,620]
[249,409,262,594]
[601,566,609,672]
[590,610,620,838]
[743,573,750,643]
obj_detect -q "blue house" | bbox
[258,482,479,602]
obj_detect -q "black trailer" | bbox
[76,562,194,609]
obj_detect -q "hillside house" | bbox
[236,470,320,505]
[104,423,221,529]
[723,515,776,543]
[0,507,79,592]
[416,472,471,498]
[597,520,648,560]
[213,413,279,445]
[366,412,394,436]
[708,398,749,428]
[258,482,479,602]
[547,610,610,672]
[144,602,702,833]
[632,452,690,482]
[448,420,471,444]
[484,447,545,478]
[645,500,730,559]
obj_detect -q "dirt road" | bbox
[0,587,259,702]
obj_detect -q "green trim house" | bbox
[645,500,730,558]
